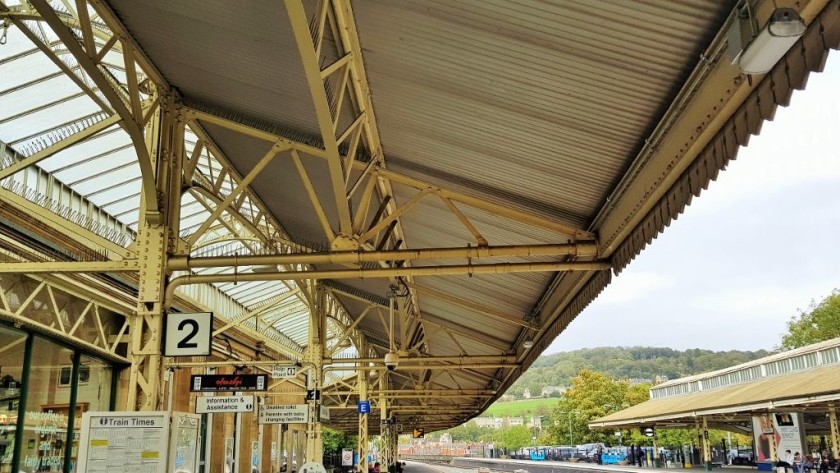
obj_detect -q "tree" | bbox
[544,370,650,447]
[496,425,535,451]
[322,427,358,455]
[781,289,840,349]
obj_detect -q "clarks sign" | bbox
[190,374,268,392]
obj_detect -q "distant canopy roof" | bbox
[591,338,840,430]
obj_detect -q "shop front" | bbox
[0,324,119,473]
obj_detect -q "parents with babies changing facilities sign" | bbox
[258,404,309,424]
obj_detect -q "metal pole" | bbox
[234,409,242,473]
[567,412,573,446]
[204,367,216,473]
[702,417,711,471]
[358,339,369,473]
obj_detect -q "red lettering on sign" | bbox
[214,377,244,388]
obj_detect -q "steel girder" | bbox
[1,0,374,391]
[2,0,165,223]
[183,106,595,242]
[0,0,608,431]
[0,271,130,364]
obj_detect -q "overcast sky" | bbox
[545,53,840,354]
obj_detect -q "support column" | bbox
[379,374,390,469]
[652,433,659,468]
[357,339,369,473]
[702,417,711,471]
[296,428,305,468]
[829,408,839,459]
[390,421,398,470]
[127,96,184,410]
[768,415,778,466]
[305,283,325,465]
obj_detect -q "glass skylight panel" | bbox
[0,27,32,56]
[0,96,100,143]
[0,42,60,88]
[0,75,79,117]
[70,165,139,192]
[98,195,139,216]
[39,128,130,172]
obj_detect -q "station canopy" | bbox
[590,338,840,436]
[0,0,838,432]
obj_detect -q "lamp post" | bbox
[532,415,543,453]
[557,411,580,447]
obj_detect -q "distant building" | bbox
[523,388,532,399]
[654,375,670,384]
[473,416,533,429]
[499,394,516,402]
[474,417,496,429]
[440,433,452,444]
[527,416,543,429]
[627,377,652,386]
[541,385,567,397]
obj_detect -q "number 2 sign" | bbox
[164,312,213,356]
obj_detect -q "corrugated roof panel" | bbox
[354,0,734,219]
[393,187,571,248]
[108,0,321,135]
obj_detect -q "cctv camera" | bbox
[384,352,399,372]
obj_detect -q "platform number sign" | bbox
[165,312,213,356]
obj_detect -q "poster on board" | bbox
[752,413,804,463]
[169,413,201,473]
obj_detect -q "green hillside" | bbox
[504,346,770,400]
[482,398,557,418]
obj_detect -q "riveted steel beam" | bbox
[164,261,610,307]
[0,260,140,273]
[285,0,354,236]
[325,355,517,365]
[169,242,598,271]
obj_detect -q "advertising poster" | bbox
[752,413,804,463]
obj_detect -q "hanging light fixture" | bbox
[729,6,806,74]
